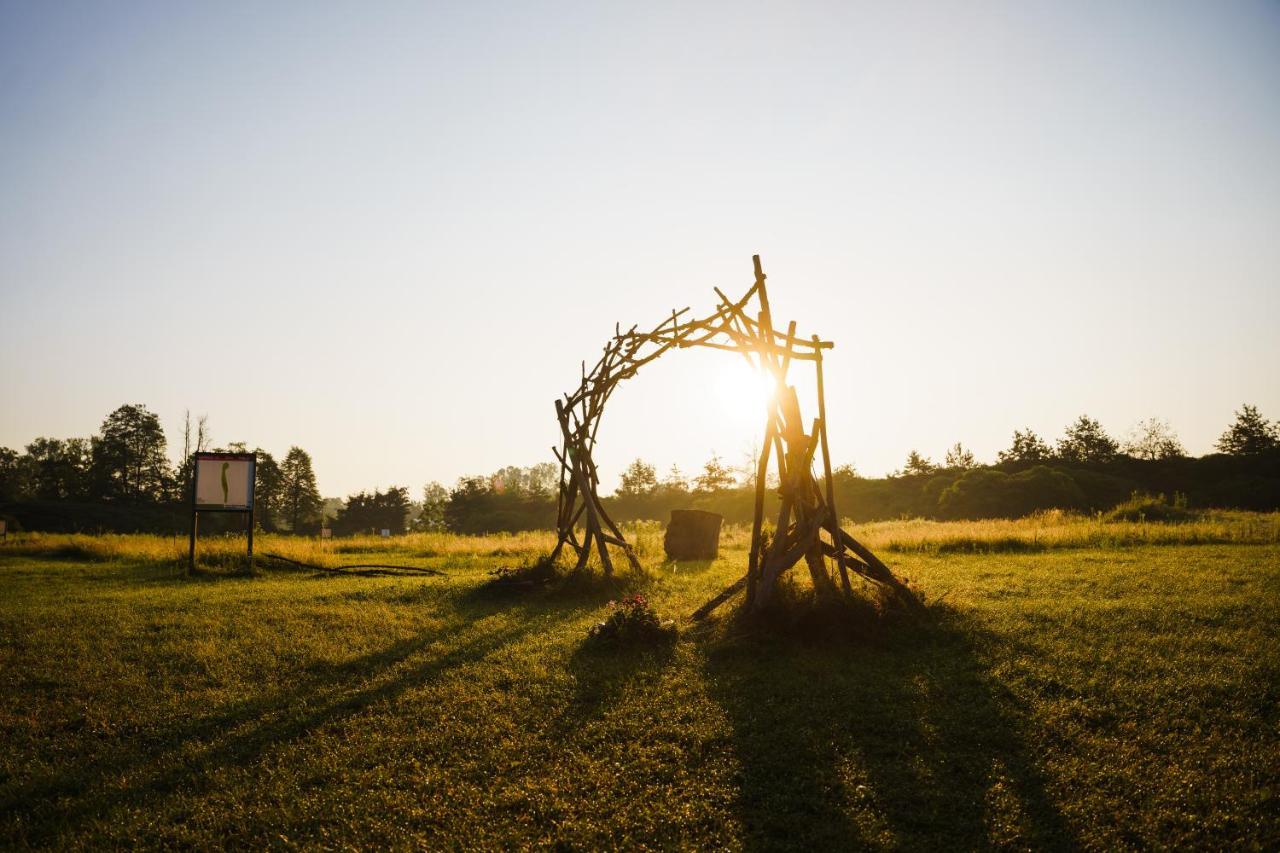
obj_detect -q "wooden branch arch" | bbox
[550,256,919,614]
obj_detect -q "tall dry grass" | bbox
[0,529,559,570]
[850,509,1280,553]
[2,510,1276,569]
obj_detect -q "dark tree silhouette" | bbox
[1216,404,1279,455]
[1056,415,1118,464]
[253,450,283,531]
[944,442,978,470]
[280,446,323,532]
[998,428,1052,464]
[0,447,27,502]
[331,486,411,536]
[24,437,91,500]
[89,404,171,502]
[1123,417,1185,460]
[901,450,937,476]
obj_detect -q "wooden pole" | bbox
[188,510,197,574]
[745,417,776,607]
[187,456,197,574]
[813,339,851,594]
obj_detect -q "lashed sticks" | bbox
[548,255,919,615]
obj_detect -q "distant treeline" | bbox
[0,404,325,535]
[3,404,1278,535]
[428,407,1280,533]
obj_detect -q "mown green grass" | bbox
[0,519,1277,849]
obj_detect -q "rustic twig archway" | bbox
[550,256,919,614]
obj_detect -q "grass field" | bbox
[1,516,1277,849]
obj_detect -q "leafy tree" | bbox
[944,442,977,470]
[416,481,449,531]
[280,446,323,532]
[331,486,411,536]
[694,453,735,493]
[526,462,558,496]
[488,463,558,496]
[617,458,658,497]
[1123,418,1186,460]
[901,450,937,477]
[1056,415,1118,465]
[444,476,492,533]
[89,404,171,502]
[442,468,557,534]
[24,437,91,500]
[253,450,283,531]
[997,429,1052,464]
[661,464,689,495]
[0,447,29,502]
[1215,404,1279,456]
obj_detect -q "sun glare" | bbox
[717,362,777,420]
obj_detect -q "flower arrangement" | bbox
[586,594,677,645]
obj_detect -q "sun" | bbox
[716,361,777,419]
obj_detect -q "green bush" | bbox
[1105,492,1198,522]
[938,466,1087,519]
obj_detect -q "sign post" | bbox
[189,451,257,573]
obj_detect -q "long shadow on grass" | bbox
[702,607,1075,851]
[0,591,595,847]
[566,640,677,726]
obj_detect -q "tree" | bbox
[175,411,212,498]
[944,442,977,470]
[89,404,171,502]
[279,446,323,532]
[24,437,91,500]
[253,450,283,531]
[1123,418,1186,460]
[1056,415,1118,465]
[694,452,735,493]
[901,450,937,477]
[617,458,658,497]
[661,464,689,495]
[488,463,558,497]
[997,429,1052,464]
[525,462,558,496]
[1215,404,1279,456]
[489,465,524,495]
[331,486,411,536]
[416,482,449,531]
[0,447,29,502]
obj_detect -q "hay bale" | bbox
[664,509,723,561]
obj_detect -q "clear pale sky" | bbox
[2,1,1278,497]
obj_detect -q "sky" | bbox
[2,1,1278,497]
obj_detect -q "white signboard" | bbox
[194,456,255,510]
[380,529,391,538]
